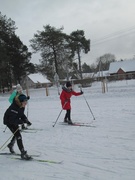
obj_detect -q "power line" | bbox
[91,25,135,46]
[93,25,135,42]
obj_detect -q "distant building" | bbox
[109,60,135,80]
[21,73,52,88]
[94,71,110,80]
[82,73,95,79]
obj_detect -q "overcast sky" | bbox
[1,0,135,65]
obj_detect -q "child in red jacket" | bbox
[60,81,83,124]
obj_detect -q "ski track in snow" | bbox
[0,79,135,180]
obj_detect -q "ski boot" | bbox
[64,118,68,123]
[68,119,73,125]
[7,143,15,154]
[21,151,32,160]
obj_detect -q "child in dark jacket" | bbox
[9,84,30,129]
[3,94,32,160]
[60,81,83,124]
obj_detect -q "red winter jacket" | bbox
[60,87,81,110]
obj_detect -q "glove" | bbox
[27,96,30,100]
[80,90,83,95]
[21,124,26,129]
[19,124,23,130]
[27,120,32,126]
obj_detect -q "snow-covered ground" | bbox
[0,79,135,180]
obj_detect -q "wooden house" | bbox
[109,60,135,80]
[22,73,52,88]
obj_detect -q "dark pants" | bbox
[64,109,71,120]
[7,124,24,152]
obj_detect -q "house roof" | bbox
[28,73,51,84]
[94,71,110,77]
[109,60,135,74]
[82,73,95,79]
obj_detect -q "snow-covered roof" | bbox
[82,73,95,79]
[28,73,51,84]
[94,71,110,77]
[109,60,135,74]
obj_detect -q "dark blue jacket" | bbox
[3,101,28,125]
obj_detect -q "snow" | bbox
[0,79,135,180]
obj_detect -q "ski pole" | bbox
[27,102,29,118]
[80,87,95,120]
[52,101,67,127]
[3,126,7,132]
[0,127,19,151]
[26,76,29,119]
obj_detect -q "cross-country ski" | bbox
[58,122,96,127]
[9,157,63,164]
[0,152,40,157]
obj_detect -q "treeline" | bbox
[0,12,35,90]
[0,12,116,90]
